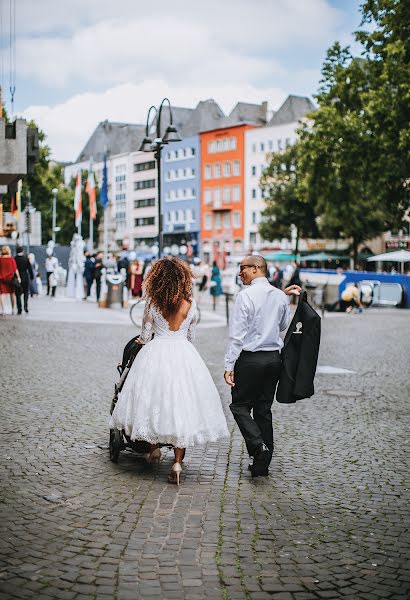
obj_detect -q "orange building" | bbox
[200,124,255,266]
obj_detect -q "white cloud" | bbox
[20,80,287,161]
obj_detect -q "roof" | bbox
[268,95,316,126]
[180,99,225,137]
[76,121,146,162]
[222,101,268,128]
[150,106,195,137]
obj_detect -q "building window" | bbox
[268,140,273,150]
[134,198,156,209]
[205,214,212,230]
[252,211,257,224]
[233,212,241,228]
[208,141,217,153]
[285,138,291,147]
[204,189,212,204]
[260,142,265,152]
[204,164,212,179]
[252,143,256,152]
[115,174,126,182]
[135,217,155,226]
[251,165,256,176]
[214,188,221,204]
[278,139,283,151]
[233,185,241,202]
[223,212,231,228]
[223,161,231,177]
[134,161,155,172]
[252,188,256,199]
[250,232,257,244]
[233,160,240,176]
[215,213,222,228]
[115,164,126,174]
[134,179,155,190]
[208,137,236,153]
[214,163,221,178]
[230,137,237,150]
[191,147,196,156]
[223,186,231,203]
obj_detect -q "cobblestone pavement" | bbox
[0,305,409,600]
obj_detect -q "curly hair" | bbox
[143,257,193,316]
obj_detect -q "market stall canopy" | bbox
[367,250,410,262]
[302,252,349,262]
[264,253,296,261]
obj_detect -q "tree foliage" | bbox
[259,144,318,254]
[21,123,100,245]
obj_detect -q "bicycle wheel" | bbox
[129,298,145,328]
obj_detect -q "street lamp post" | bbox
[139,98,181,257]
[52,188,58,243]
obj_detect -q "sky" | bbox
[0,0,364,162]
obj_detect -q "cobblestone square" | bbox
[0,301,409,599]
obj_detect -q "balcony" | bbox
[211,199,233,211]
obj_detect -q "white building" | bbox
[244,95,315,252]
[130,151,158,252]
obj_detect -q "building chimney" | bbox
[261,101,268,121]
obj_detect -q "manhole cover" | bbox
[325,389,362,398]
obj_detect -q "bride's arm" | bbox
[187,302,199,343]
[139,301,154,344]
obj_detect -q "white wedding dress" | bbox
[109,298,229,447]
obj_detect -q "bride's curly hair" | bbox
[143,257,193,316]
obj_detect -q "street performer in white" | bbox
[224,255,301,477]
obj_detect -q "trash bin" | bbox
[106,273,124,307]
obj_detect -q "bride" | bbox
[109,257,229,485]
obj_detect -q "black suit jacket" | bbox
[14,255,34,284]
[276,291,321,404]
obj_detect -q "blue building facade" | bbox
[162,135,201,257]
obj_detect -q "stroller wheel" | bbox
[109,429,122,463]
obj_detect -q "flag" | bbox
[86,170,97,220]
[100,155,109,210]
[74,172,82,227]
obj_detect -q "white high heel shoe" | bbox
[145,447,161,464]
[168,462,182,486]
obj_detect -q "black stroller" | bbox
[109,336,176,463]
[109,336,148,462]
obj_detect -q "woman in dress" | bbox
[128,259,143,298]
[0,245,20,317]
[110,257,229,485]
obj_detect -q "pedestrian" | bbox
[210,260,223,308]
[0,245,20,317]
[340,283,363,313]
[14,246,34,314]
[128,259,143,298]
[224,255,301,477]
[94,252,104,303]
[45,252,58,297]
[110,257,229,486]
[28,253,39,297]
[83,251,95,300]
[271,264,284,289]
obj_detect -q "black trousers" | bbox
[16,279,29,313]
[230,350,281,458]
[95,278,101,302]
[46,272,55,297]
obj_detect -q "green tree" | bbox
[259,143,319,255]
[297,40,404,264]
[21,123,100,245]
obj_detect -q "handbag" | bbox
[8,273,22,293]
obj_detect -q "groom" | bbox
[224,255,301,477]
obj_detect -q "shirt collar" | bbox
[250,276,269,286]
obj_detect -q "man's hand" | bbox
[224,370,235,387]
[284,284,302,296]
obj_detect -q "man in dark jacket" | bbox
[14,246,34,314]
[83,251,95,300]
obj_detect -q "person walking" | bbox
[210,260,223,308]
[0,245,20,317]
[110,257,229,485]
[94,252,104,303]
[45,253,58,297]
[128,259,143,298]
[83,251,95,300]
[28,253,39,297]
[14,246,34,314]
[271,264,284,289]
[224,255,301,477]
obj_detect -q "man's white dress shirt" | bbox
[224,276,291,371]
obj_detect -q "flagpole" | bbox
[89,156,94,253]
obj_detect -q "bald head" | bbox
[243,255,267,275]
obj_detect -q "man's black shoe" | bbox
[251,444,271,477]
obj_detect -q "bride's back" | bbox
[165,298,192,332]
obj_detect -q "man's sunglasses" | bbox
[239,264,260,272]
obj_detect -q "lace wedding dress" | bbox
[109,298,229,447]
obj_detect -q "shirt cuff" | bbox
[224,361,235,372]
